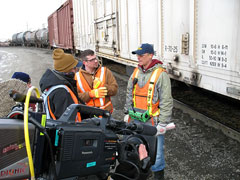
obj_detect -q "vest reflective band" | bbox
[132,67,165,117]
[76,67,111,109]
[132,69,139,106]
[43,85,81,122]
[76,71,85,93]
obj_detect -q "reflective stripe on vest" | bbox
[76,72,85,93]
[132,67,164,117]
[75,67,110,109]
[132,68,139,107]
[99,67,105,106]
[42,85,81,122]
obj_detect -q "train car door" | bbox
[94,0,119,56]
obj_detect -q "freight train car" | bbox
[35,28,49,48]
[16,31,31,46]
[11,0,240,101]
[28,31,37,46]
[48,0,74,51]
[24,31,32,46]
[11,29,49,47]
[11,33,19,46]
[71,0,240,100]
[72,0,95,53]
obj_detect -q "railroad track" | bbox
[172,80,240,136]
[173,99,240,143]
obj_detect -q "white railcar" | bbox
[73,0,240,100]
[72,0,95,52]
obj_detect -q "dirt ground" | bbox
[1,47,240,180]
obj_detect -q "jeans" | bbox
[151,135,165,172]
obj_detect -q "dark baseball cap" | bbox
[132,43,154,55]
[11,72,31,83]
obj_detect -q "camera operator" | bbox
[39,49,82,121]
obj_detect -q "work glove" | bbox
[156,124,167,135]
[124,114,130,123]
[156,122,175,136]
[89,87,107,98]
[93,77,102,89]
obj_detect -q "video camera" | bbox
[0,92,157,180]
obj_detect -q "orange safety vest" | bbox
[43,85,81,122]
[75,67,113,112]
[131,67,165,125]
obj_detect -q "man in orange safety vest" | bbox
[124,43,173,180]
[75,49,118,113]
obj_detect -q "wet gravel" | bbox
[165,108,240,180]
[1,47,240,180]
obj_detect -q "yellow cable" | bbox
[24,86,40,180]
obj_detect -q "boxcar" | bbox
[72,0,240,100]
[72,0,95,53]
[48,0,74,50]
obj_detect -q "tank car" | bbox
[40,29,49,48]
[16,32,24,45]
[29,31,37,46]
[35,28,49,48]
[16,31,31,46]
[11,33,19,46]
[24,31,32,46]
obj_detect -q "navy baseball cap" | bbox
[132,43,154,55]
[11,72,31,83]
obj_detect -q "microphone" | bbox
[127,123,157,136]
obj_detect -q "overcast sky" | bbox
[0,0,65,41]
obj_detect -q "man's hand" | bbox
[138,144,148,160]
[93,78,102,89]
[89,87,107,98]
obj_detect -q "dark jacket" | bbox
[39,69,79,119]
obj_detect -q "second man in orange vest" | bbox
[75,49,118,113]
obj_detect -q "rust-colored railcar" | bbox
[48,0,74,50]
